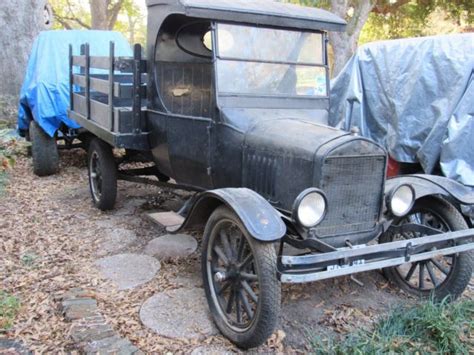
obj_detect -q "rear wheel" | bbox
[380,197,472,301]
[202,206,280,349]
[30,120,59,176]
[87,138,117,210]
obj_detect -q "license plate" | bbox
[327,259,365,271]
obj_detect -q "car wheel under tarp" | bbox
[380,196,473,301]
[30,120,59,176]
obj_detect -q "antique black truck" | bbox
[60,0,474,349]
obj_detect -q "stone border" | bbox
[57,288,142,354]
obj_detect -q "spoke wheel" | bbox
[202,206,280,349]
[380,196,472,301]
[90,151,103,201]
[87,138,117,211]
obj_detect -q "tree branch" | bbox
[108,0,125,30]
[373,0,411,15]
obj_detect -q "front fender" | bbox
[170,188,286,242]
[385,174,474,205]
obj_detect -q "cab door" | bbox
[166,113,213,189]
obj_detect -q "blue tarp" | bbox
[18,30,132,137]
[330,34,474,186]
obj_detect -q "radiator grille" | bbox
[315,155,386,237]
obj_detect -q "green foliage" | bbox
[0,291,20,331]
[50,0,147,45]
[287,0,330,9]
[0,141,16,172]
[20,253,38,268]
[288,0,472,44]
[360,0,473,44]
[50,0,92,30]
[308,298,474,354]
[0,129,30,195]
[113,0,147,44]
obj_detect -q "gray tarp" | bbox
[330,34,474,186]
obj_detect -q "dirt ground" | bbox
[1,150,471,353]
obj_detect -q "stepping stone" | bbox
[191,346,234,355]
[144,234,198,260]
[0,339,29,355]
[95,254,160,290]
[98,228,137,256]
[140,288,218,339]
[83,335,141,354]
[173,273,202,288]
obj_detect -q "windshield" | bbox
[216,23,327,97]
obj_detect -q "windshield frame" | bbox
[212,22,330,100]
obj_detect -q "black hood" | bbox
[244,118,348,161]
[234,116,385,211]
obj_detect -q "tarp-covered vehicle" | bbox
[43,0,474,349]
[330,34,474,185]
[18,30,131,176]
[330,34,474,225]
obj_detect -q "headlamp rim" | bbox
[387,183,416,217]
[292,188,328,228]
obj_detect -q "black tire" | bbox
[380,196,473,301]
[30,120,59,176]
[87,138,117,210]
[202,206,281,349]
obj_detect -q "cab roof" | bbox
[146,0,346,32]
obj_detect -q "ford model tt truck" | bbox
[47,0,474,349]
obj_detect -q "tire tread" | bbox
[30,121,59,176]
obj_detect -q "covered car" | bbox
[330,34,474,186]
[18,30,132,137]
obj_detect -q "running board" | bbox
[146,211,184,231]
[278,228,474,283]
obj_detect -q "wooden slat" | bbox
[114,108,132,133]
[74,74,144,98]
[73,56,147,71]
[72,93,87,117]
[72,55,86,67]
[90,100,112,128]
[113,83,147,99]
[90,77,110,95]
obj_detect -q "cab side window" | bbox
[155,18,214,118]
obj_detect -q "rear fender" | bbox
[171,188,286,242]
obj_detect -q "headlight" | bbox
[293,188,327,228]
[388,184,415,217]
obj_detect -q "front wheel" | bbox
[87,138,117,211]
[380,196,472,301]
[202,206,281,349]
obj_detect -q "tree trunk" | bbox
[329,0,376,77]
[89,0,125,30]
[0,0,49,117]
[89,0,109,30]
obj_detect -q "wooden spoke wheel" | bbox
[202,206,280,349]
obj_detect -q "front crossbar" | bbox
[279,228,474,283]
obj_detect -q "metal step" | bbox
[146,211,184,230]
